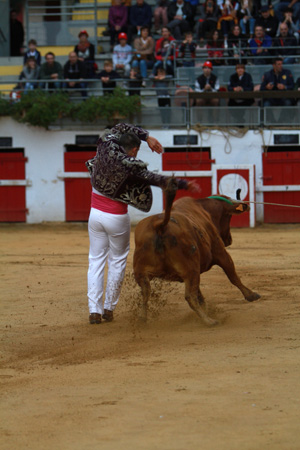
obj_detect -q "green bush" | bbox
[0,88,141,129]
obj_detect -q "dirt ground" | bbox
[1,222,300,450]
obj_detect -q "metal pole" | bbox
[94,0,98,55]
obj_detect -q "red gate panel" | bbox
[263,151,300,223]
[162,151,214,200]
[0,152,27,222]
[64,151,95,221]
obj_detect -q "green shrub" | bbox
[0,88,141,129]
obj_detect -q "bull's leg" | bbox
[185,277,218,326]
[136,275,151,321]
[198,288,206,308]
[215,249,260,302]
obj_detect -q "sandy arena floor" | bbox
[1,222,300,450]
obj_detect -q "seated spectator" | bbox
[276,7,299,42]
[152,27,176,75]
[206,29,225,66]
[167,0,193,40]
[179,31,197,66]
[150,67,173,126]
[255,5,278,39]
[195,0,220,43]
[63,51,87,98]
[194,60,220,106]
[227,63,254,106]
[23,39,41,66]
[108,0,128,51]
[227,24,248,65]
[39,52,63,90]
[74,30,96,78]
[238,0,256,38]
[128,0,152,44]
[126,67,144,95]
[98,59,121,95]
[260,57,294,107]
[273,22,298,64]
[112,32,133,76]
[217,0,239,40]
[249,25,272,64]
[274,0,300,24]
[18,57,40,93]
[132,26,155,78]
[154,0,170,33]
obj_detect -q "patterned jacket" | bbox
[86,123,188,212]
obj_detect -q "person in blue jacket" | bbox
[128,0,153,43]
[249,25,272,65]
[260,57,295,107]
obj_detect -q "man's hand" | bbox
[187,180,201,193]
[146,136,163,154]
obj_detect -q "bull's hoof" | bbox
[205,317,219,327]
[246,292,261,302]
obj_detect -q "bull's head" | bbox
[202,196,250,247]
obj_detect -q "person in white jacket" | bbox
[112,32,133,76]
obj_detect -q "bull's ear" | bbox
[231,202,249,215]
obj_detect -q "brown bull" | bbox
[133,181,260,326]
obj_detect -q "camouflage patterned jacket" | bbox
[86,123,188,212]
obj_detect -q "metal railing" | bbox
[1,78,300,128]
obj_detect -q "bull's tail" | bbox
[154,177,177,236]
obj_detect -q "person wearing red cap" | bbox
[194,60,220,107]
[112,32,133,76]
[74,30,96,78]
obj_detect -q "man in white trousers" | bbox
[86,123,197,324]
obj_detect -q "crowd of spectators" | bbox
[12,0,300,112]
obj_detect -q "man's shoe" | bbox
[102,309,114,322]
[89,313,101,324]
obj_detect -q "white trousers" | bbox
[87,207,131,314]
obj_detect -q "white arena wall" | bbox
[1,117,299,224]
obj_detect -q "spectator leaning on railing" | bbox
[98,59,121,95]
[249,25,272,64]
[194,60,220,106]
[63,51,87,98]
[227,63,254,107]
[39,52,63,90]
[17,57,40,93]
[260,57,295,107]
[273,22,298,64]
